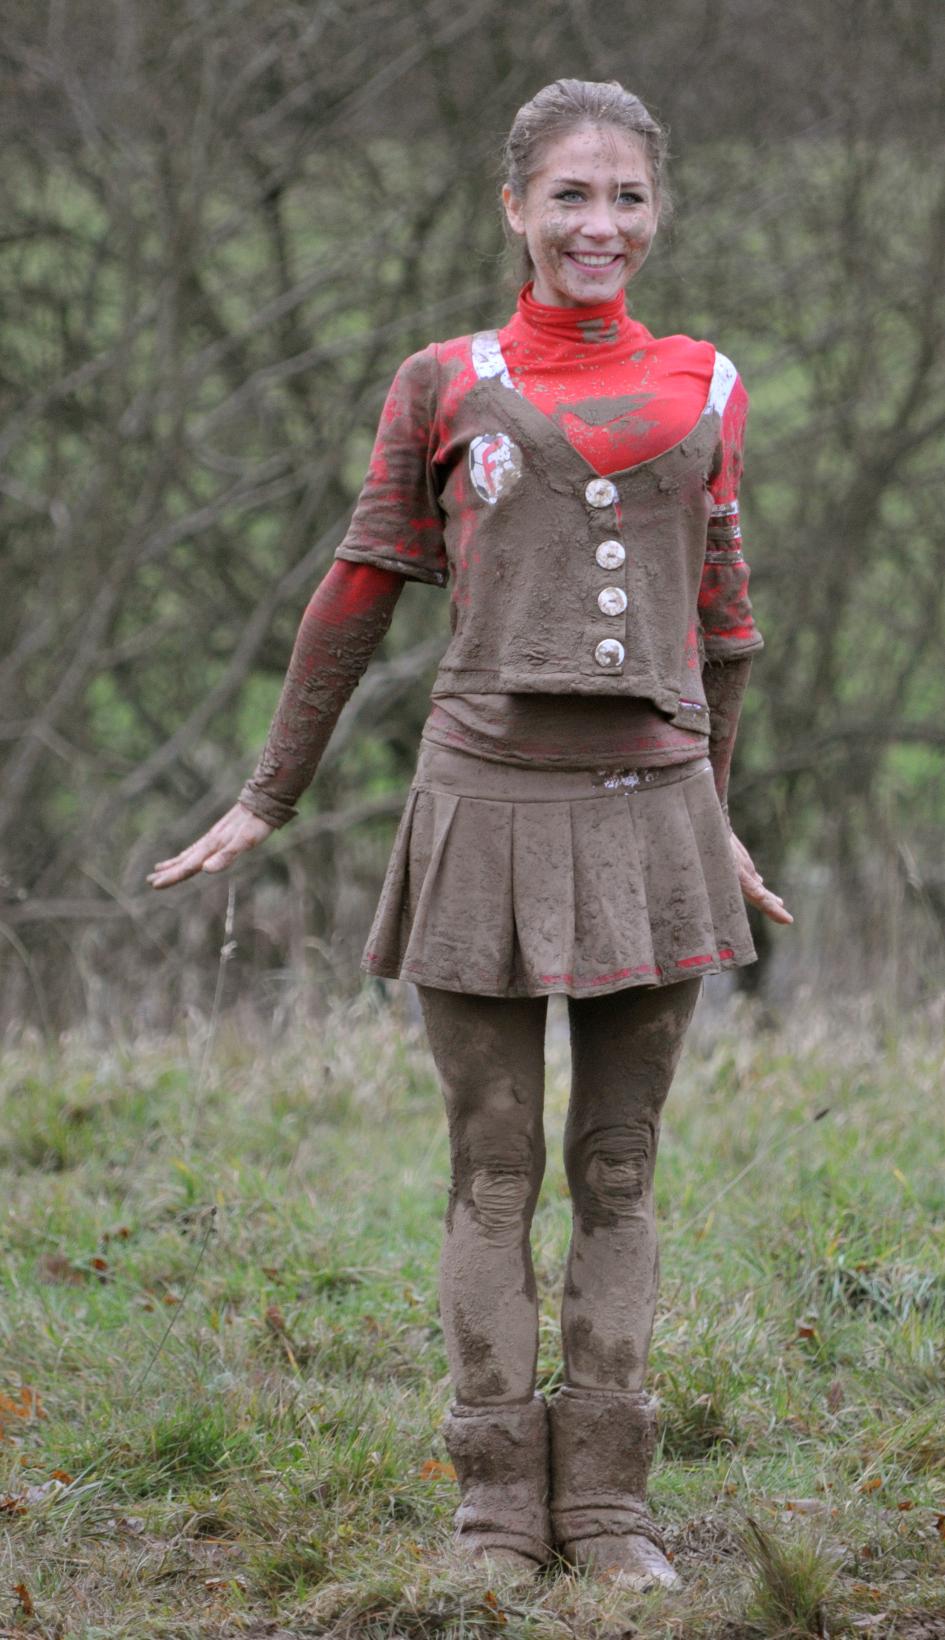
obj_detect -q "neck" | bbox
[515,281,631,344]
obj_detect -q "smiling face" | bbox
[502,124,660,308]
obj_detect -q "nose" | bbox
[577,196,620,241]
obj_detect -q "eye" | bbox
[618,190,646,205]
[554,188,585,202]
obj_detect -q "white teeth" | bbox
[569,253,619,266]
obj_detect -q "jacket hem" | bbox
[431,671,682,707]
[702,633,765,659]
[335,546,447,587]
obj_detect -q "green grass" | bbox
[1,993,944,1637]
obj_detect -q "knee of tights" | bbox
[567,1120,656,1230]
[455,1140,542,1246]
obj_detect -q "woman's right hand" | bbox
[147,803,274,890]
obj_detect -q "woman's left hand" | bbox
[730,831,794,925]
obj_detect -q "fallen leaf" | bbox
[20,1480,66,1506]
[102,1225,131,1242]
[795,1320,818,1340]
[91,1256,109,1274]
[935,1513,945,1541]
[859,1476,883,1494]
[897,1500,914,1511]
[264,1305,287,1334]
[0,1495,27,1516]
[419,1459,456,1481]
[37,1252,85,1285]
[0,1387,46,1425]
[826,1380,844,1412]
[852,1584,882,1600]
[51,1470,73,1485]
[784,1498,828,1514]
[13,1582,34,1617]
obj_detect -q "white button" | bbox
[598,586,628,616]
[585,477,618,508]
[595,539,626,570]
[594,638,625,669]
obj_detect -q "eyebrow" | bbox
[549,176,650,190]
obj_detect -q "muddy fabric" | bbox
[703,653,752,805]
[418,976,700,1405]
[336,336,763,723]
[239,562,403,828]
[549,1388,663,1551]
[364,742,753,997]
[441,1396,552,1565]
[424,689,707,770]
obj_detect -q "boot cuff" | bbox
[442,1395,551,1564]
[550,1387,663,1549]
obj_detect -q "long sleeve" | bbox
[698,375,764,661]
[702,653,752,808]
[238,560,404,827]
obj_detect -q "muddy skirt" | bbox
[362,741,756,998]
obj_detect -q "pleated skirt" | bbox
[362,740,756,998]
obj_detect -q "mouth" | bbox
[565,252,624,271]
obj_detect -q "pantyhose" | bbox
[418,977,702,1406]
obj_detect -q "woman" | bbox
[151,79,791,1591]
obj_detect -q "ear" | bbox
[501,183,527,238]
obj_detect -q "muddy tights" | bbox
[417,980,701,1406]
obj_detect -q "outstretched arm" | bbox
[699,373,792,927]
[238,560,404,826]
[148,561,404,888]
[703,653,752,812]
[702,655,792,926]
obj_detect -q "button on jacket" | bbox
[336,330,763,733]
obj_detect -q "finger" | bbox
[743,881,794,924]
[153,833,224,874]
[150,852,200,877]
[201,850,238,873]
[759,900,794,925]
[148,862,201,890]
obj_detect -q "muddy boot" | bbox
[441,1395,552,1577]
[549,1387,679,1592]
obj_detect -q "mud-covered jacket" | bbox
[335,331,763,734]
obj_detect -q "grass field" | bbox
[1,991,944,1639]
